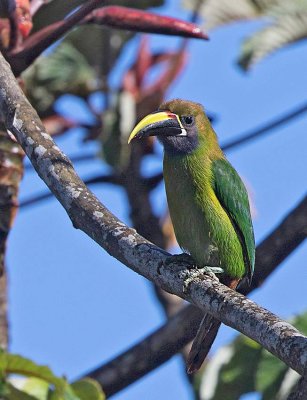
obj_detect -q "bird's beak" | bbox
[128,111,187,144]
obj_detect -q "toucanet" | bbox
[128,99,255,373]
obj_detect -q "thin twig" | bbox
[221,102,307,152]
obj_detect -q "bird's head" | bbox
[128,99,218,156]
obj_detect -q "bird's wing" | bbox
[212,159,255,282]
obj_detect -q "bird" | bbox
[128,99,255,374]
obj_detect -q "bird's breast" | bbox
[163,155,219,266]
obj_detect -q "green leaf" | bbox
[2,382,39,400]
[182,0,268,31]
[21,378,49,400]
[182,0,307,70]
[238,13,307,70]
[71,378,105,400]
[0,353,65,391]
[208,337,261,399]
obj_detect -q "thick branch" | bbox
[87,195,307,396]
[87,305,202,396]
[24,153,96,171]
[0,52,307,380]
[288,375,307,400]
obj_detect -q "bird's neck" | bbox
[163,142,224,187]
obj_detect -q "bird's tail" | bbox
[187,313,221,374]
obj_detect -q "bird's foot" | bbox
[183,266,224,293]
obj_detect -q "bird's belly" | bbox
[165,172,219,266]
[172,201,218,266]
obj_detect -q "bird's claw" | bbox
[183,266,224,293]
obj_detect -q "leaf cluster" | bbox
[0,352,105,400]
[183,0,307,69]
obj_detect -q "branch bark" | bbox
[0,51,306,387]
[0,269,8,349]
[19,173,122,208]
[85,195,307,396]
[288,375,307,400]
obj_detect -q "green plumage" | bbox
[212,159,255,282]
[161,99,255,282]
[128,98,256,372]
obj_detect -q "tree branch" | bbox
[221,102,307,152]
[86,305,202,397]
[288,375,307,400]
[0,51,306,386]
[24,153,96,171]
[84,195,307,396]
[9,4,207,76]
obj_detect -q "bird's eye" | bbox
[182,115,194,125]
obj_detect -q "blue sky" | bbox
[7,1,307,399]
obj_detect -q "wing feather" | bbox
[212,159,255,282]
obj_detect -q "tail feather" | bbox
[187,313,221,374]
